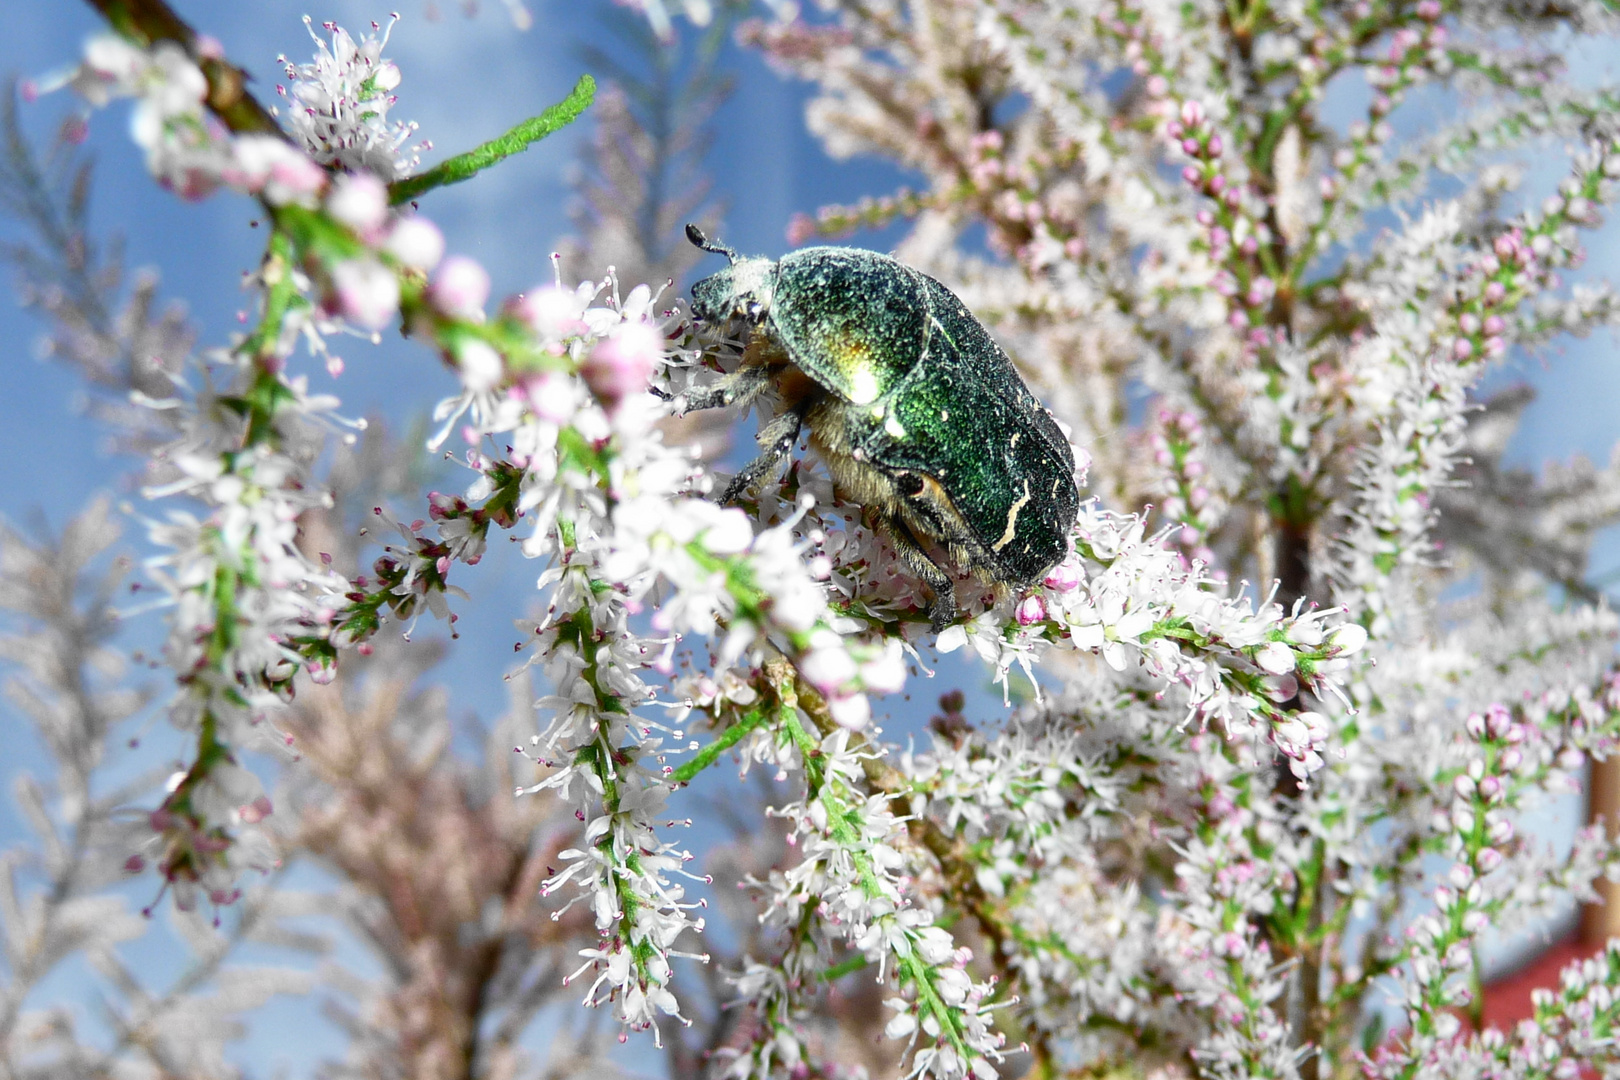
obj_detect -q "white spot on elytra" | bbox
[992,479,1032,552]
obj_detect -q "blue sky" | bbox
[3,2,1620,1075]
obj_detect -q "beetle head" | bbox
[686,224,775,325]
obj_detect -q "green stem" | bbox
[388,75,596,205]
[671,703,772,784]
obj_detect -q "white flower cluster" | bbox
[51,23,460,909]
[127,345,352,907]
[58,34,325,204]
[390,274,902,1037]
[274,16,422,179]
[722,724,1005,1080]
[1369,694,1620,1077]
[935,501,1363,781]
[1333,143,1620,632]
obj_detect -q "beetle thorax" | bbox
[727,257,775,319]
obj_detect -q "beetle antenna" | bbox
[685,223,739,264]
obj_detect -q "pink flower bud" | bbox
[1486,706,1513,740]
[372,61,402,93]
[1476,847,1503,872]
[583,322,664,411]
[457,339,504,393]
[385,216,446,272]
[1483,314,1505,334]
[859,646,907,694]
[325,172,390,236]
[264,153,328,208]
[1256,640,1296,675]
[1043,558,1082,592]
[237,795,274,824]
[330,258,400,331]
[430,255,491,321]
[827,692,871,730]
[1263,673,1299,701]
[1452,336,1473,359]
[1180,100,1206,128]
[800,646,856,695]
[511,285,587,339]
[1015,594,1048,626]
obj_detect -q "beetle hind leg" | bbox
[718,410,803,505]
[882,517,957,633]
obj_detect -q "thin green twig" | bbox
[388,75,596,205]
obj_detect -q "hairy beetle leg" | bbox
[883,517,957,632]
[678,363,770,415]
[719,410,803,505]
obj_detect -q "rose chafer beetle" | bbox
[681,224,1079,631]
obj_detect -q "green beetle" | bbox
[681,225,1079,630]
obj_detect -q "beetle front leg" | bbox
[678,363,770,415]
[718,410,803,505]
[882,518,957,632]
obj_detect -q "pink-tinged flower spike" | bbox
[329,258,401,332]
[428,256,492,322]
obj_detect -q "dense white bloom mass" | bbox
[41,3,1620,1078]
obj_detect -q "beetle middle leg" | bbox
[881,516,957,632]
[719,409,803,505]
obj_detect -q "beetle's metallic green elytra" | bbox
[682,224,1079,630]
